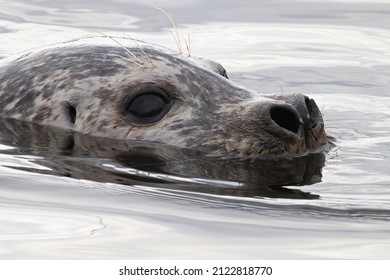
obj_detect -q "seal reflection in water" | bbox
[0,118,324,199]
[0,36,327,158]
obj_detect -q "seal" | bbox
[0,36,326,158]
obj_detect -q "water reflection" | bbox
[0,118,326,199]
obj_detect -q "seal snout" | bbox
[257,93,326,154]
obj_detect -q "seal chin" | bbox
[223,130,327,159]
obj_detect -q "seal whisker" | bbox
[124,33,156,68]
[93,30,145,67]
[168,29,182,54]
[183,32,191,57]
[156,7,183,54]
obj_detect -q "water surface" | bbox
[1,0,390,259]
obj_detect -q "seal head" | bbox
[0,36,326,158]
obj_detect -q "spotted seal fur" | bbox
[0,36,326,158]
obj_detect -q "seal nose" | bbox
[270,105,302,134]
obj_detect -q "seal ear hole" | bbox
[65,103,77,125]
[221,68,229,79]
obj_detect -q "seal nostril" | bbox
[305,96,314,115]
[270,106,301,134]
[304,96,321,129]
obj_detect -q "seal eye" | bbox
[125,87,171,124]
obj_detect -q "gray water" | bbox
[1,0,390,259]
